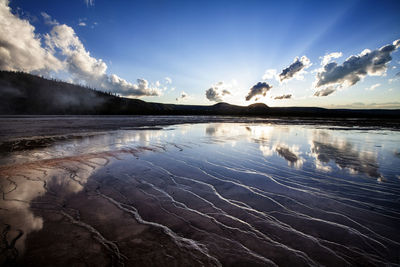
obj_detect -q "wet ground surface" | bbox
[0,117,400,266]
[1,115,399,142]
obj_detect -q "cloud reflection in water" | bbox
[0,122,399,266]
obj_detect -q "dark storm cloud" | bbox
[274,94,292,100]
[279,56,311,82]
[245,82,272,101]
[315,40,400,88]
[314,86,336,97]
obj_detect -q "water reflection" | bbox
[0,130,163,259]
[206,124,304,168]
[203,123,389,178]
[0,122,399,266]
[309,130,382,179]
[0,155,106,255]
[275,145,304,168]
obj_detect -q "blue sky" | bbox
[2,0,400,108]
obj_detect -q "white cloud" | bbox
[106,75,159,97]
[315,40,400,88]
[262,69,278,80]
[314,86,337,97]
[279,56,311,82]
[365,83,380,91]
[205,81,231,102]
[321,52,342,66]
[0,1,159,98]
[78,22,86,27]
[0,1,63,74]
[45,24,108,83]
[245,82,272,101]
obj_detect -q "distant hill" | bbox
[1,71,399,118]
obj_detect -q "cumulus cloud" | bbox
[78,22,86,27]
[314,86,336,97]
[0,1,63,73]
[321,52,342,66]
[105,75,159,97]
[262,69,278,80]
[176,91,188,101]
[274,94,292,100]
[206,87,222,102]
[365,83,380,91]
[245,82,272,101]
[165,77,172,84]
[0,1,159,97]
[205,82,231,102]
[45,24,108,82]
[279,56,311,82]
[45,24,158,96]
[315,40,400,88]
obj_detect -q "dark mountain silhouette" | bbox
[1,71,399,118]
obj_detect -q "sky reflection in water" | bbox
[1,122,400,266]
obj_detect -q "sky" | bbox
[1,0,400,108]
